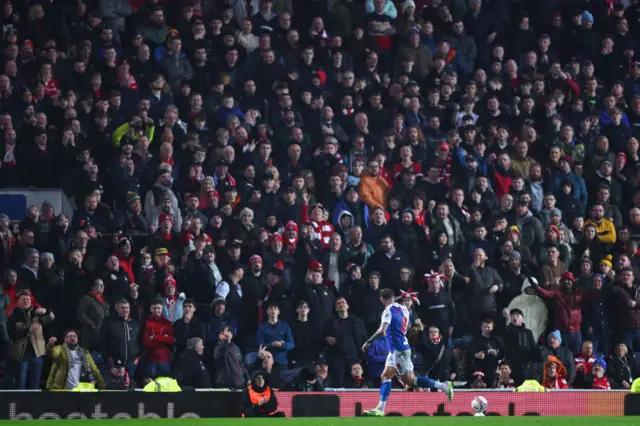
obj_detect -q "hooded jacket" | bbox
[506,278,548,341]
[542,356,569,389]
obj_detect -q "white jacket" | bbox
[507,278,548,342]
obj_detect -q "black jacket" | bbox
[173,349,212,389]
[100,315,141,364]
[503,323,541,368]
[367,248,412,290]
[173,316,206,357]
[419,290,456,334]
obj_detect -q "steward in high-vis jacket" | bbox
[240,370,283,417]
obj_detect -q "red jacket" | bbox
[536,287,583,333]
[492,169,513,201]
[142,315,174,362]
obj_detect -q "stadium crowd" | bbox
[0,0,639,393]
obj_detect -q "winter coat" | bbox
[419,289,456,334]
[536,286,584,333]
[365,337,390,378]
[506,279,548,341]
[611,284,640,332]
[256,320,295,366]
[541,346,576,384]
[173,348,212,389]
[46,344,105,390]
[100,315,141,364]
[7,306,54,360]
[77,293,110,350]
[468,265,503,313]
[503,324,542,369]
[173,316,206,357]
[213,339,250,389]
[142,315,174,363]
[97,0,131,33]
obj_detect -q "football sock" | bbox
[376,379,392,411]
[414,376,448,391]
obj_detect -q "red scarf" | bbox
[439,155,452,186]
[91,291,105,304]
[161,157,175,167]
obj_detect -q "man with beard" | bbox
[532,272,585,355]
[45,329,105,390]
[584,203,617,245]
[367,234,412,288]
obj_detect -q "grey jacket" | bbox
[77,293,110,351]
[161,53,193,94]
[469,265,503,313]
[450,33,477,75]
[97,0,131,33]
[213,340,250,389]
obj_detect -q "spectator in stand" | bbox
[173,299,206,358]
[77,279,109,362]
[607,343,635,390]
[2,0,640,393]
[7,291,54,389]
[213,326,249,389]
[173,337,212,389]
[142,298,174,379]
[101,298,141,378]
[323,296,367,386]
[542,356,570,389]
[541,331,576,385]
[535,271,597,355]
[503,308,542,385]
[45,329,105,390]
[104,359,136,390]
[256,302,294,367]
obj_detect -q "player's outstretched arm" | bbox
[362,323,388,352]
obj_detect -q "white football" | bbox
[471,396,488,414]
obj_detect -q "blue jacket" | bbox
[366,337,390,378]
[207,312,238,342]
[333,199,370,228]
[217,105,246,127]
[549,171,588,214]
[256,320,295,366]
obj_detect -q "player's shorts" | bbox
[385,349,414,375]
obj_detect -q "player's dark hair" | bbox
[380,288,394,301]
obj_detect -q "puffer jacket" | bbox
[100,315,141,364]
[536,286,584,333]
[506,279,548,341]
[503,323,542,368]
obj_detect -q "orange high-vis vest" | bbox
[248,385,271,405]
